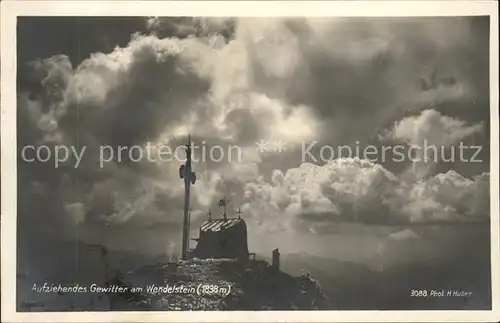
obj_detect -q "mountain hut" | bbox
[191,217,249,260]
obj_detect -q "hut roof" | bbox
[200,218,245,232]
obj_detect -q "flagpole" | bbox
[223,196,227,221]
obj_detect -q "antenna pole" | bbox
[180,134,196,260]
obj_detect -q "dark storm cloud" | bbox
[245,16,490,181]
[17,16,150,104]
[17,17,149,66]
[16,16,491,240]
[62,46,210,148]
[16,20,232,240]
[249,17,489,143]
[147,17,236,40]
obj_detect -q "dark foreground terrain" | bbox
[110,258,328,310]
[17,240,328,311]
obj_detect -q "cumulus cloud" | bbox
[400,170,490,223]
[238,158,489,232]
[320,159,400,223]
[379,109,484,178]
[381,109,484,147]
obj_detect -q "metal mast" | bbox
[179,134,196,260]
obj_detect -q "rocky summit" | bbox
[110,258,329,311]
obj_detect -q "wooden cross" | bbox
[237,208,242,219]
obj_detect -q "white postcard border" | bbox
[1,1,499,322]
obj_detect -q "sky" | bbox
[16,17,491,262]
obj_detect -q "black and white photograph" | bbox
[1,1,499,322]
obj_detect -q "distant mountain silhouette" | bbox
[273,249,491,310]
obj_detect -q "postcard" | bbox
[1,1,499,322]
